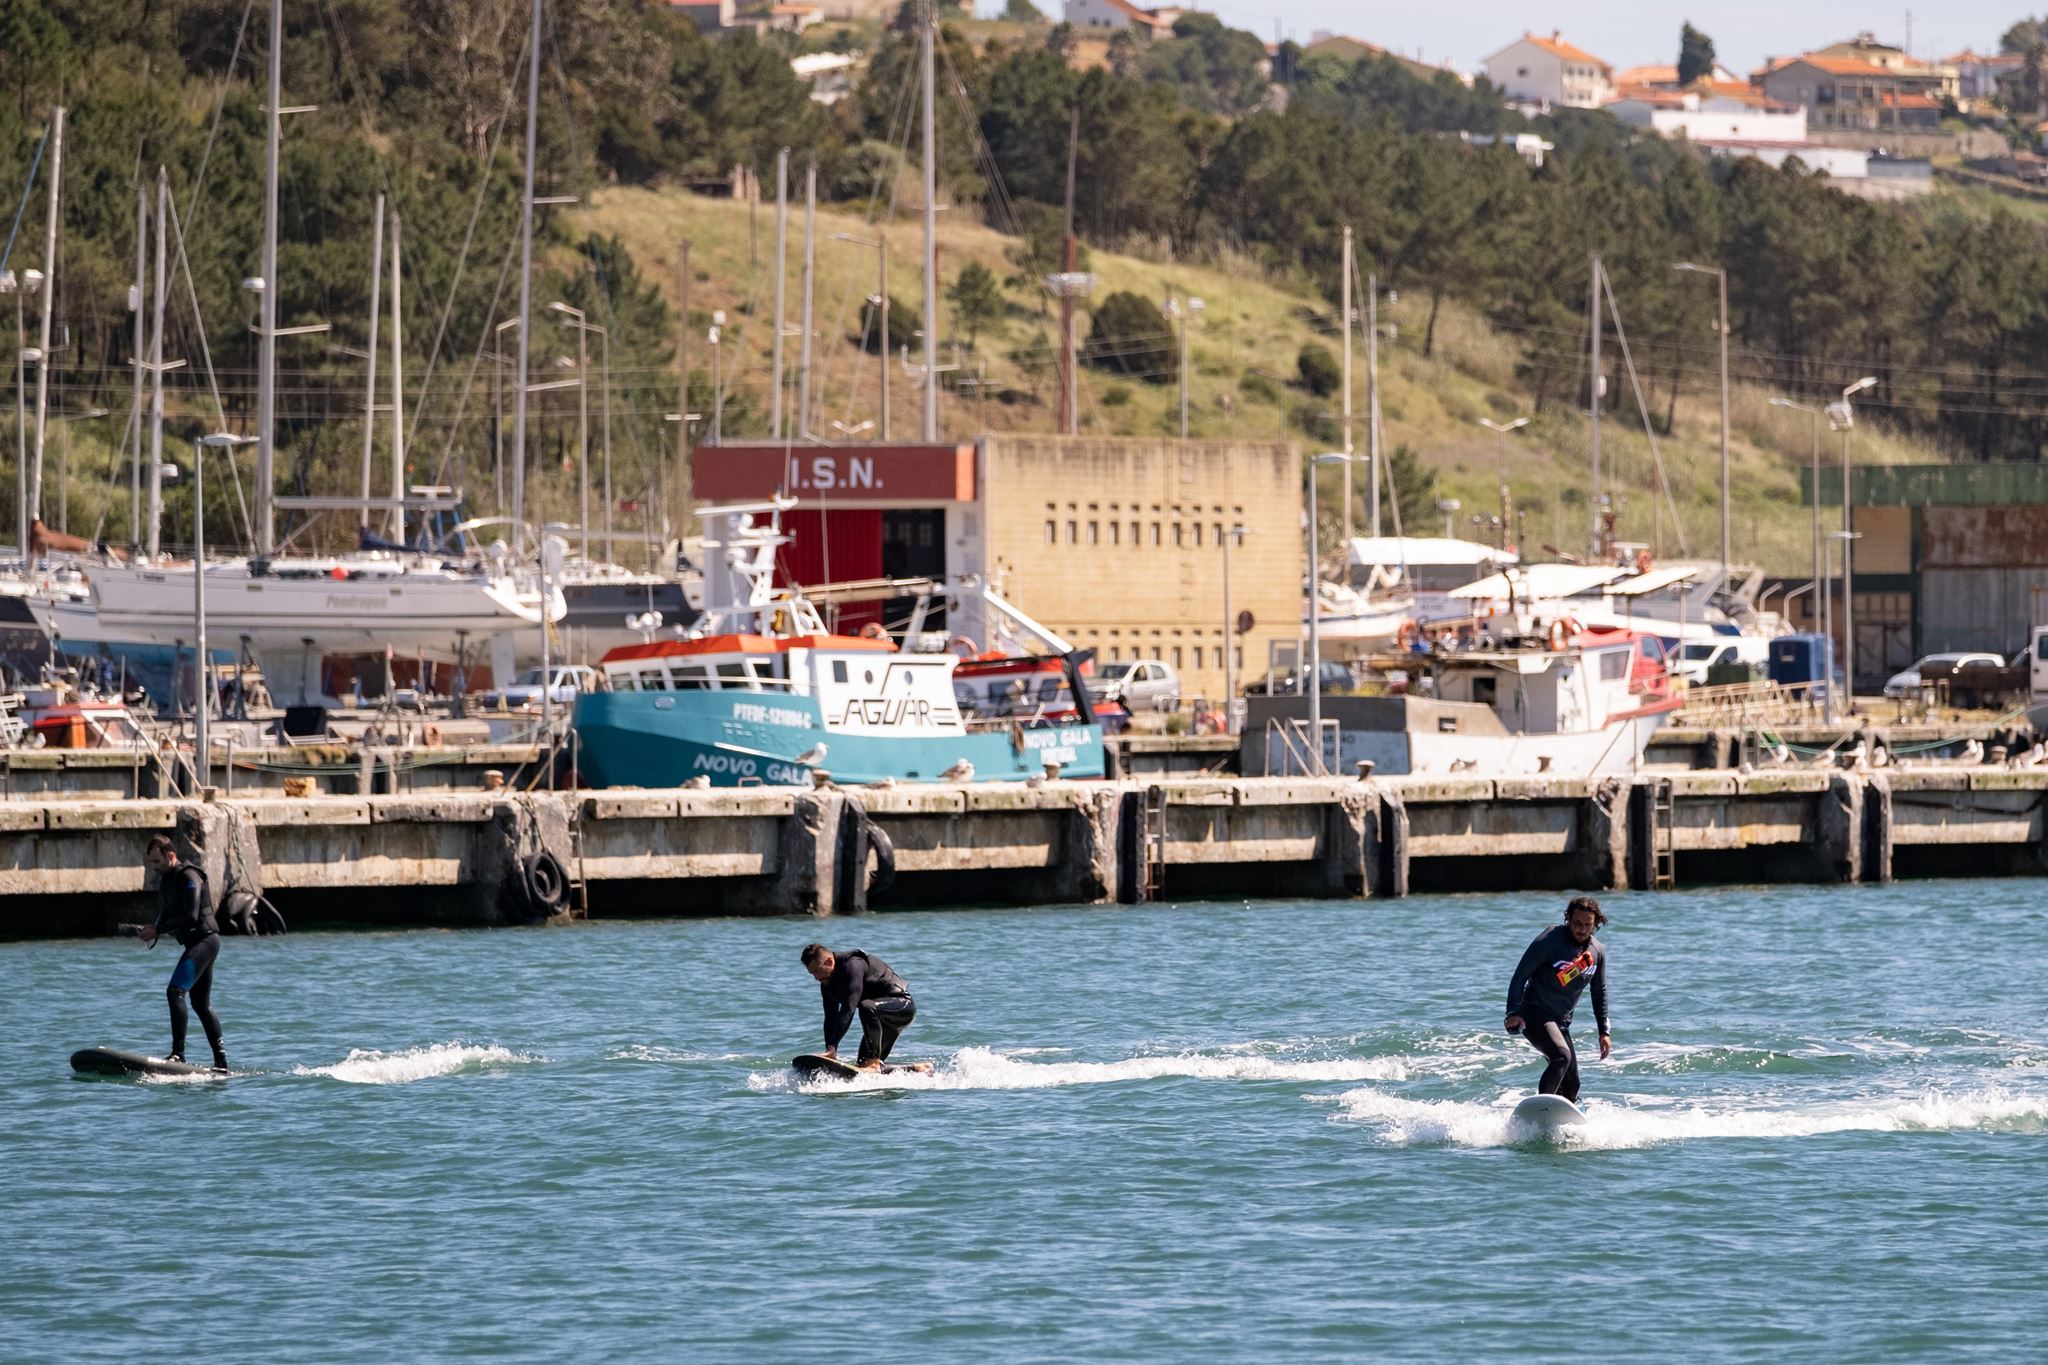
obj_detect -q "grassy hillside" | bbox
[577,185,1945,576]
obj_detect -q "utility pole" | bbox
[771,147,789,440]
[360,193,384,528]
[921,0,941,442]
[1341,226,1354,544]
[28,105,62,529]
[799,163,817,441]
[675,239,692,545]
[1059,105,1079,438]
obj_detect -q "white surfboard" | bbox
[1512,1094,1587,1131]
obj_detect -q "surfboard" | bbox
[1512,1094,1587,1131]
[70,1047,220,1079]
[791,1054,927,1080]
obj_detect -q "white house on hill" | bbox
[1482,31,1613,109]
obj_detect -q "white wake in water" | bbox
[1331,1085,2048,1149]
[749,1045,1410,1094]
[292,1042,540,1085]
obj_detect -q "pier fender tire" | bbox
[253,895,288,936]
[518,851,569,916]
[218,890,261,936]
[865,819,896,897]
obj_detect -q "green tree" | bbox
[0,0,76,121]
[1386,444,1441,533]
[1677,23,1716,87]
[1000,0,1045,22]
[1296,341,1340,397]
[1084,291,1172,381]
[1144,14,1270,119]
[947,261,1005,347]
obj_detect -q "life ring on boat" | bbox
[859,622,889,641]
[1395,619,1419,647]
[947,635,979,658]
[422,723,444,749]
[1548,617,1581,651]
[1634,548,1653,574]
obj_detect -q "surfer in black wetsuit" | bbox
[1504,896,1610,1102]
[137,835,228,1072]
[801,944,930,1072]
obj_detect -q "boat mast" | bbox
[359,194,383,529]
[510,0,542,534]
[256,0,281,558]
[921,0,939,442]
[146,170,169,561]
[389,210,405,543]
[1588,254,1602,562]
[28,104,62,532]
[130,180,146,549]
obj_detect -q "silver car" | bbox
[1090,660,1181,712]
[1882,652,2003,698]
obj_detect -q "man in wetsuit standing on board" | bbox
[1504,896,1610,1102]
[137,834,229,1072]
[801,944,931,1072]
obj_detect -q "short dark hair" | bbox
[800,943,831,969]
[145,834,178,860]
[1565,895,1608,927]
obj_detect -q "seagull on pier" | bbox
[1962,738,1984,765]
[940,758,975,782]
[797,742,829,767]
[682,775,711,789]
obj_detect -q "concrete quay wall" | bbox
[1,771,2042,937]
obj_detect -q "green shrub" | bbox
[1101,383,1133,407]
[1296,341,1340,397]
[1084,291,1172,381]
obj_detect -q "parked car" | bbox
[1088,659,1180,712]
[482,664,598,710]
[1244,660,1359,695]
[1883,652,2004,699]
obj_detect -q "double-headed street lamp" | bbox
[1770,396,1825,607]
[172,431,258,784]
[549,301,611,562]
[1478,416,1527,551]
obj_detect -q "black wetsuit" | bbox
[155,864,226,1068]
[820,950,915,1065]
[1505,925,1608,1103]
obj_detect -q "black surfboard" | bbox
[70,1047,220,1078]
[791,1054,927,1080]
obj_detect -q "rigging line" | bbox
[425,128,528,496]
[183,0,257,219]
[0,122,50,275]
[1600,263,1689,557]
[407,32,528,456]
[163,185,254,547]
[87,402,142,547]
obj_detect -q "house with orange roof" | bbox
[1754,52,1944,131]
[1304,30,1467,83]
[1483,31,1613,110]
[1064,0,1173,35]
[1946,49,2024,111]
[1607,78,1806,142]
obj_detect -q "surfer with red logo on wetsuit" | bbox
[1503,896,1610,1102]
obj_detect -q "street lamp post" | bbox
[1222,522,1247,735]
[189,433,257,787]
[1436,497,1461,540]
[1478,416,1527,552]
[708,312,726,444]
[549,302,608,560]
[1770,397,1824,609]
[1308,453,1365,774]
[1674,262,1731,579]
[1822,530,1862,725]
[1165,294,1204,440]
[1833,376,1877,700]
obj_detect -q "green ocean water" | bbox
[5,882,2044,1360]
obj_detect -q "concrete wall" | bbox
[978,435,1302,707]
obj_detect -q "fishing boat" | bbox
[573,504,1105,788]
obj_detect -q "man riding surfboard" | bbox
[1504,896,1610,1103]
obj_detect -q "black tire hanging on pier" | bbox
[218,890,260,936]
[253,895,288,936]
[518,851,569,917]
[865,820,896,897]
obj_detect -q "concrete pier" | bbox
[3,769,2044,937]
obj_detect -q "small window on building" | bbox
[1152,522,1163,546]
[1192,523,1203,547]
[1066,520,1078,543]
[1213,522,1224,546]
[1130,521,1140,545]
[1110,522,1121,545]
[1173,523,1184,547]
[1045,520,1056,544]
[1192,646,1204,669]
[1172,647,1184,670]
[1087,521,1099,545]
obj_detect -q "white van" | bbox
[1671,635,1771,686]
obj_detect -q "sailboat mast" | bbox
[389,211,405,543]
[130,180,146,548]
[921,0,939,442]
[28,104,62,531]
[256,0,281,557]
[146,170,168,561]
[1588,254,1602,562]
[359,194,383,529]
[510,0,542,533]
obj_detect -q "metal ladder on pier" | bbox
[1141,784,1168,902]
[1650,778,1677,891]
[565,805,591,920]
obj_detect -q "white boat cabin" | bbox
[598,634,969,736]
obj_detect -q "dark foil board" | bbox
[70,1047,215,1078]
